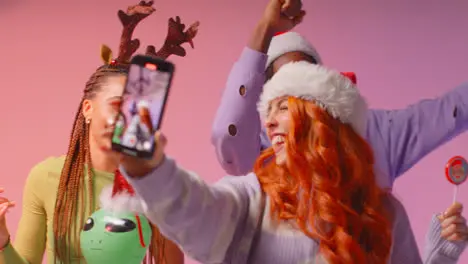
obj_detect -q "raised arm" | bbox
[211,0,304,175]
[1,163,48,264]
[210,24,270,176]
[369,83,468,182]
[121,157,260,263]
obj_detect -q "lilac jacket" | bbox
[122,159,466,263]
[211,48,468,188]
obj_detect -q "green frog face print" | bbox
[80,209,152,264]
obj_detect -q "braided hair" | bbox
[51,1,200,261]
[53,61,169,264]
[52,65,130,262]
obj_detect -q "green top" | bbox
[0,156,114,264]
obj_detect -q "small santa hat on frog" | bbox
[257,61,367,136]
[266,31,323,69]
[100,170,145,214]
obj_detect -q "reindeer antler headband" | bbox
[101,1,200,66]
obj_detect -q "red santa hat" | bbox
[266,31,323,69]
[100,170,145,214]
[257,61,368,136]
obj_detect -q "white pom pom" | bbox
[137,100,149,109]
[99,186,145,214]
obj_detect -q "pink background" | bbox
[1,0,467,263]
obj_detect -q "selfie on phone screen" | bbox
[112,59,172,158]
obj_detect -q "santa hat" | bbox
[266,32,323,69]
[257,61,368,136]
[99,171,150,248]
[100,170,145,214]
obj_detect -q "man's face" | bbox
[266,51,317,80]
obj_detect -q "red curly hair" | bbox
[254,97,393,263]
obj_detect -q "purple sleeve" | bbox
[211,47,269,175]
[370,83,468,180]
[120,158,256,263]
[388,196,424,263]
[423,216,467,263]
[388,196,465,263]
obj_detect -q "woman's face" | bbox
[265,97,291,165]
[83,75,127,152]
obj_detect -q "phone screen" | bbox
[111,61,172,158]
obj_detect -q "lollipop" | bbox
[445,156,468,203]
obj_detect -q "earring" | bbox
[86,118,91,124]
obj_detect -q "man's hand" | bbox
[120,131,168,178]
[249,0,305,53]
[261,0,305,34]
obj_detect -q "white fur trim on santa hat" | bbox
[257,61,368,136]
[137,100,149,109]
[266,32,322,69]
[99,185,145,214]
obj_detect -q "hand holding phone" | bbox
[111,55,175,159]
[120,131,168,178]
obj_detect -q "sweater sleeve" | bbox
[370,83,468,181]
[121,157,257,264]
[423,215,467,263]
[388,196,466,264]
[0,163,48,264]
[211,47,268,176]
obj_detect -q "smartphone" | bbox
[111,55,175,159]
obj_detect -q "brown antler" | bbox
[116,1,156,63]
[145,16,200,59]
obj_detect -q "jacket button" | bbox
[228,124,237,136]
[239,85,246,96]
